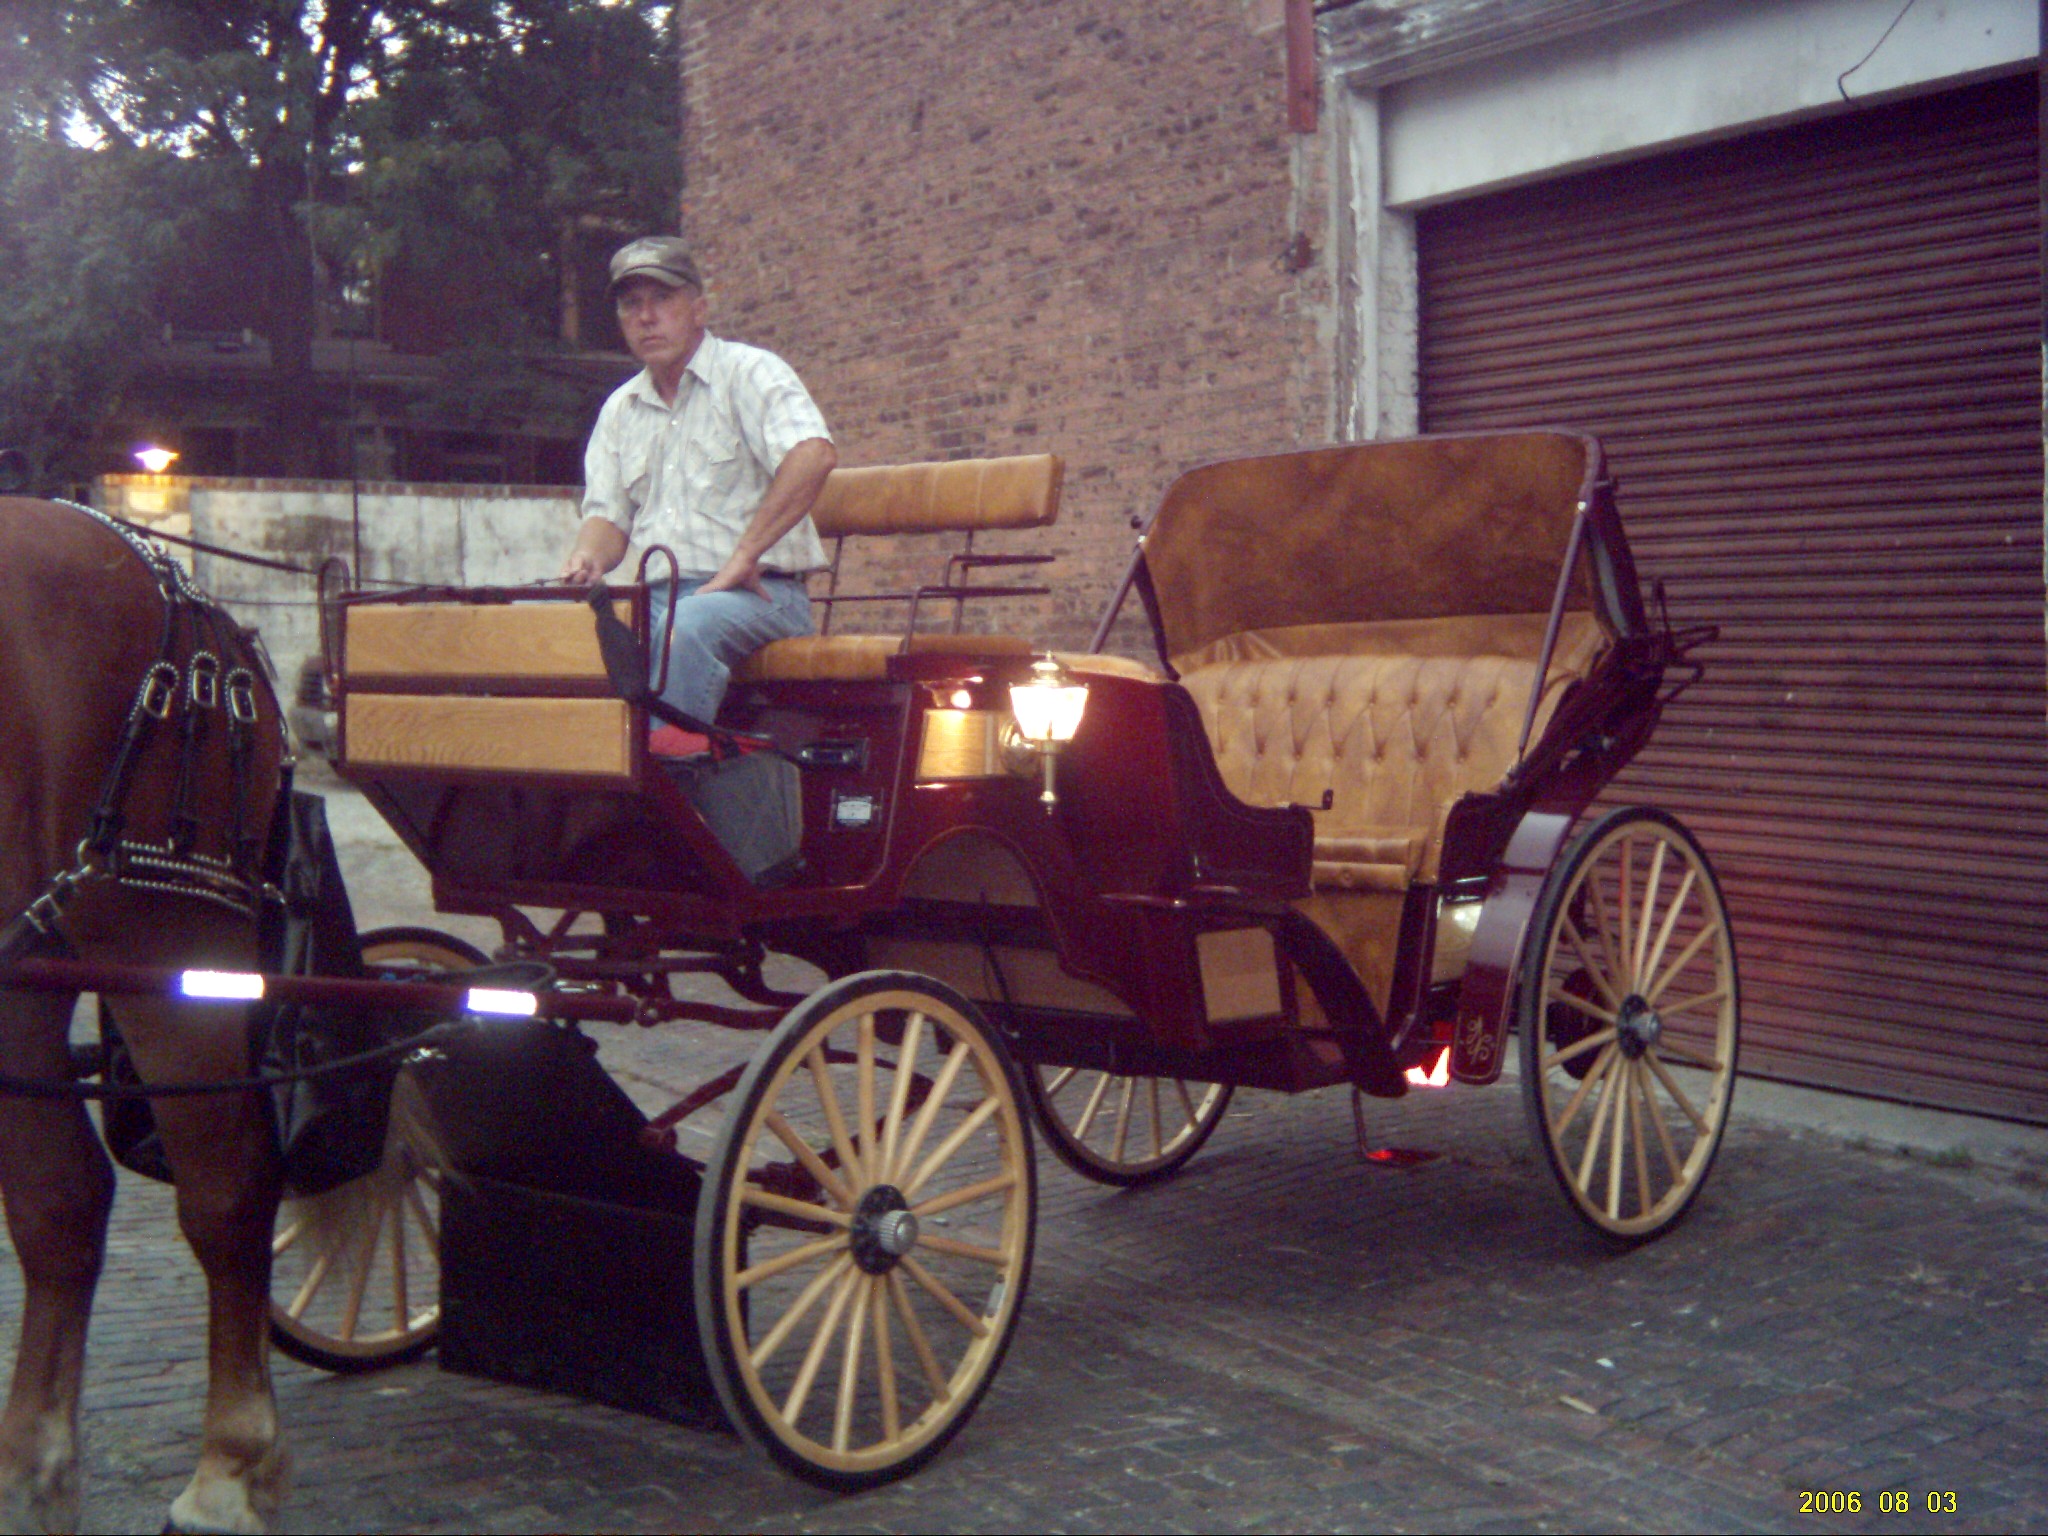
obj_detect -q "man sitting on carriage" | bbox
[559,236,839,741]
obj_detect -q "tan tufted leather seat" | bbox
[1178,611,1606,888]
[1178,611,1606,1013]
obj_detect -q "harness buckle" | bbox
[226,670,258,725]
[189,652,220,710]
[139,663,179,721]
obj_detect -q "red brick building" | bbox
[675,0,1331,650]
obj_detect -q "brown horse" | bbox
[0,497,289,1533]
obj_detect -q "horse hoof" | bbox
[164,1484,271,1536]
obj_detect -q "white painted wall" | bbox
[1379,0,2038,208]
[97,476,583,698]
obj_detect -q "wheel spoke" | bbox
[389,1191,409,1330]
[1543,1025,1617,1074]
[903,1092,1003,1200]
[1544,987,1617,1026]
[1644,1063,1685,1180]
[736,1232,847,1291]
[1070,1071,1114,1141]
[273,1215,307,1257]
[1040,1064,1078,1100]
[915,1232,1008,1267]
[782,1265,860,1428]
[856,1013,877,1186]
[764,1108,854,1209]
[403,1182,440,1260]
[912,1170,1016,1219]
[1606,1060,1629,1218]
[1632,838,1668,986]
[1561,917,1624,1010]
[889,1038,971,1185]
[1584,872,1627,999]
[748,1252,852,1371]
[805,1047,864,1194]
[1576,1059,1620,1191]
[879,1012,925,1181]
[1173,1078,1199,1124]
[900,1253,991,1339]
[1147,1078,1163,1159]
[741,1188,853,1228]
[832,1274,873,1453]
[871,1276,900,1441]
[887,1270,950,1402]
[1615,835,1635,987]
[1639,866,1698,995]
[1646,921,1721,1004]
[1628,1063,1655,1217]
[1654,988,1732,1023]
[286,1252,332,1321]
[1553,1042,1616,1137]
[1644,1049,1709,1134]
[1110,1076,1136,1164]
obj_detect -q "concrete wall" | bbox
[97,474,582,692]
[1377,0,2039,208]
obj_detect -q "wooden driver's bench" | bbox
[734,453,1068,683]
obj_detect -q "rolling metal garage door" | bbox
[1417,73,2047,1122]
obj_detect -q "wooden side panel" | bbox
[1196,927,1283,1023]
[346,695,634,779]
[345,603,620,680]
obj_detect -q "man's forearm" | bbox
[562,515,629,583]
[734,437,838,567]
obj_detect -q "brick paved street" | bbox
[9,772,2046,1534]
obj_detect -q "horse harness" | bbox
[0,500,289,967]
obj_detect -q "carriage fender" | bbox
[1447,808,1578,1086]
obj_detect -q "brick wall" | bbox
[677,0,1336,653]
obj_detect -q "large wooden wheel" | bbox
[267,925,480,1372]
[1025,1065,1231,1186]
[1519,808,1739,1244]
[694,970,1035,1490]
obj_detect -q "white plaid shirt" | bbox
[583,333,832,575]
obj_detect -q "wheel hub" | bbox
[1616,994,1663,1059]
[850,1185,919,1273]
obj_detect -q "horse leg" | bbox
[0,987,112,1536]
[114,999,286,1536]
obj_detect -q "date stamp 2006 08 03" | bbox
[1799,1491,1961,1516]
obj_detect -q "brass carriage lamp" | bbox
[134,445,179,475]
[1008,656,1089,810]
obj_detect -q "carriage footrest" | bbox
[439,1173,729,1433]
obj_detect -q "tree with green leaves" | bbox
[0,0,679,490]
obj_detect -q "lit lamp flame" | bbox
[134,445,179,475]
[1008,656,1089,810]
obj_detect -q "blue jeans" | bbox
[646,574,814,725]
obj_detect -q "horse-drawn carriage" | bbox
[0,429,1736,1520]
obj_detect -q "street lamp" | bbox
[134,445,179,475]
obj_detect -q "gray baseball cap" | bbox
[608,236,703,294]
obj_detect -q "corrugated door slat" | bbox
[1418,74,2048,1123]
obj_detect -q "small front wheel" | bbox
[267,926,482,1372]
[1025,1066,1231,1186]
[1519,809,1739,1245]
[694,971,1035,1490]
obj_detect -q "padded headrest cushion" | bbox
[812,454,1063,538]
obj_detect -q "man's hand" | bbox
[561,516,628,586]
[697,548,770,600]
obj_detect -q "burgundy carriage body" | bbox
[332,431,1683,1098]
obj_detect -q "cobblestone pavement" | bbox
[10,771,2046,1534]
